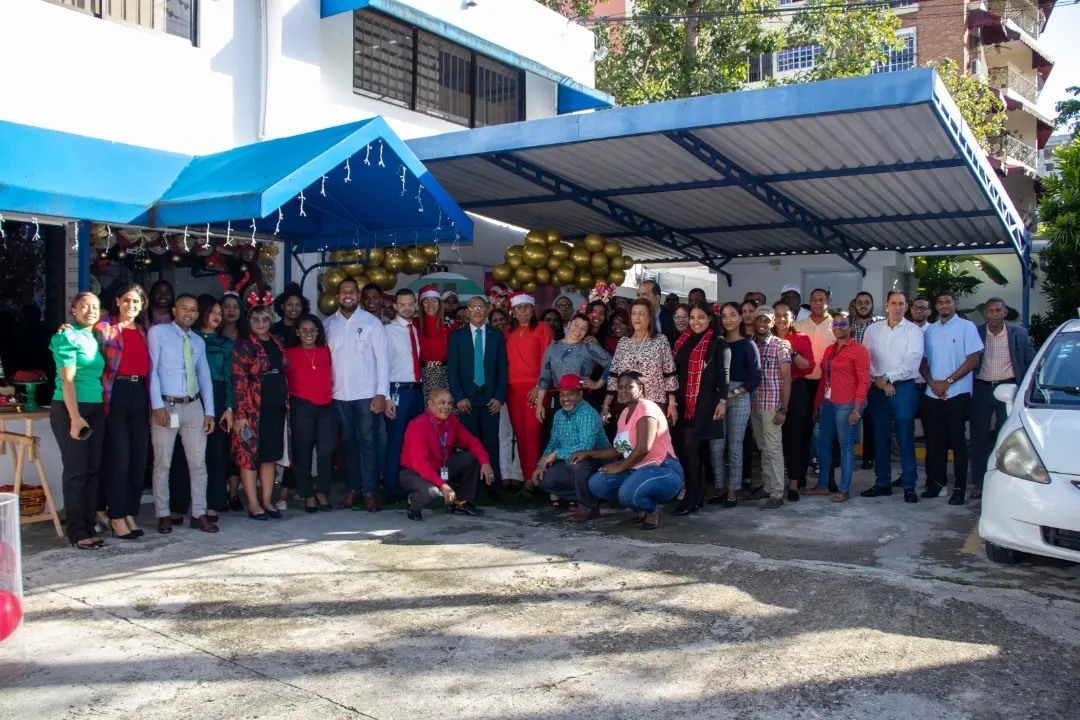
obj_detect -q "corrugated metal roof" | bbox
[408,68,1028,277]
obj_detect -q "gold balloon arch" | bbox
[491,227,629,293]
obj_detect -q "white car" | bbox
[979,319,1080,564]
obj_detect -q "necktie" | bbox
[182,331,196,397]
[473,327,485,387]
[408,323,421,382]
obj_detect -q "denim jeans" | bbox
[813,401,859,494]
[335,398,378,495]
[869,380,918,490]
[587,457,684,513]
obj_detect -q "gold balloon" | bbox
[506,244,525,258]
[355,248,369,265]
[608,256,623,271]
[317,291,339,315]
[344,263,365,277]
[523,281,538,293]
[570,247,592,268]
[608,269,626,286]
[405,248,427,274]
[534,267,551,285]
[524,229,548,245]
[545,227,563,244]
[590,252,609,271]
[546,255,563,272]
[621,255,634,269]
[554,264,576,286]
[573,239,588,251]
[603,241,622,259]
[574,271,593,291]
[379,271,398,290]
[329,250,353,264]
[353,274,370,289]
[522,243,549,268]
[513,265,536,285]
[584,233,606,253]
[367,248,385,266]
[549,243,570,261]
[421,244,440,261]
[323,268,347,291]
[383,247,406,273]
[492,263,514,282]
[366,266,389,287]
[507,254,523,269]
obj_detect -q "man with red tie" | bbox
[383,288,425,503]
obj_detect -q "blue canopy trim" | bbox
[321,0,614,114]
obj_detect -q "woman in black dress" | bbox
[671,305,728,515]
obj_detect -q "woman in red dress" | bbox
[231,295,289,520]
[417,284,450,402]
[503,291,553,488]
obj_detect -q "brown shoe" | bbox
[364,494,379,513]
[802,487,830,496]
[157,517,173,534]
[831,492,850,503]
[761,497,784,510]
[189,514,220,533]
[338,491,357,509]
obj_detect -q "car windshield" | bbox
[1029,332,1080,407]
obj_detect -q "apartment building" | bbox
[1039,132,1071,179]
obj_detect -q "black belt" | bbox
[115,374,145,383]
[473,384,486,392]
[391,381,421,389]
[162,393,200,404]
[892,379,915,385]
[976,378,1015,387]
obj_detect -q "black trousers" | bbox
[783,379,813,482]
[399,450,479,510]
[538,458,601,508]
[50,402,105,543]
[456,385,501,496]
[204,380,230,512]
[103,379,150,519]
[969,379,1011,491]
[290,397,339,499]
[922,392,971,491]
[862,403,876,462]
[675,425,708,510]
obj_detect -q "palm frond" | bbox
[969,256,1009,286]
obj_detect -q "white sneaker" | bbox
[275,500,288,511]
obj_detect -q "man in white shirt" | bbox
[382,288,425,504]
[795,288,836,482]
[860,291,925,503]
[324,277,390,512]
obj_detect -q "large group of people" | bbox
[46,270,1034,549]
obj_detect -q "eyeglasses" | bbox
[912,305,930,311]
[831,321,849,328]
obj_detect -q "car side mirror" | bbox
[994,383,1018,414]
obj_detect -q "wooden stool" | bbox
[0,427,63,537]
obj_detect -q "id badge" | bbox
[169,411,181,429]
[440,466,449,482]
[824,385,832,401]
[390,391,401,406]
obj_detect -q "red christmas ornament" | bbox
[0,590,21,642]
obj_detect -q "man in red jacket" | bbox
[399,388,495,520]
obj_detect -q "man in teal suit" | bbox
[448,295,508,500]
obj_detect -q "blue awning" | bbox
[321,0,614,114]
[0,117,472,252]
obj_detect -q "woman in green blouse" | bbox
[49,292,107,549]
[195,294,235,521]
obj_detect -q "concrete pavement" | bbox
[3,468,1079,719]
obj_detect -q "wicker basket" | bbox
[0,485,46,516]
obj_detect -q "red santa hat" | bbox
[487,283,510,300]
[509,291,535,308]
[418,284,441,301]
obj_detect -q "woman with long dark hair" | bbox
[270,283,309,349]
[671,304,728,515]
[586,300,611,348]
[219,292,243,341]
[417,284,451,401]
[285,314,338,512]
[231,295,289,520]
[605,309,630,355]
[194,295,235,520]
[504,291,554,488]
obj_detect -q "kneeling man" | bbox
[399,388,495,520]
[525,374,610,517]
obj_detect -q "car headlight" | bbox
[995,427,1050,484]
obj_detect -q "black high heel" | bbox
[111,529,138,540]
[70,539,99,550]
[229,495,243,512]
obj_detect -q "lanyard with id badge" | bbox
[823,343,846,401]
[430,416,450,481]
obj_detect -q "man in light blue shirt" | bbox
[919,292,984,506]
[147,294,217,534]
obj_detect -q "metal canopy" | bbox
[409,68,1029,286]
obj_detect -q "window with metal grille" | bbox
[777,45,822,73]
[352,9,524,128]
[872,29,917,74]
[746,53,774,83]
[46,0,197,45]
[353,11,415,108]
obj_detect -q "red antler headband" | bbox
[246,290,273,309]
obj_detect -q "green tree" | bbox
[1030,139,1080,345]
[913,254,1011,320]
[1054,85,1080,137]
[926,58,1007,150]
[783,0,899,83]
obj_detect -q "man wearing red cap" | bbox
[526,374,610,515]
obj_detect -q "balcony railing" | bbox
[988,133,1037,169]
[988,64,1039,104]
[987,0,1043,40]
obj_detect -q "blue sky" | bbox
[1036,2,1078,123]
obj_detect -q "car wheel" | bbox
[985,541,1021,565]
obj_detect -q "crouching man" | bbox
[399,388,495,520]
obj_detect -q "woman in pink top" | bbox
[576,370,684,529]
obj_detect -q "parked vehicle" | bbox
[980,319,1080,564]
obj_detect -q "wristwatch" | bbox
[778,407,788,414]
